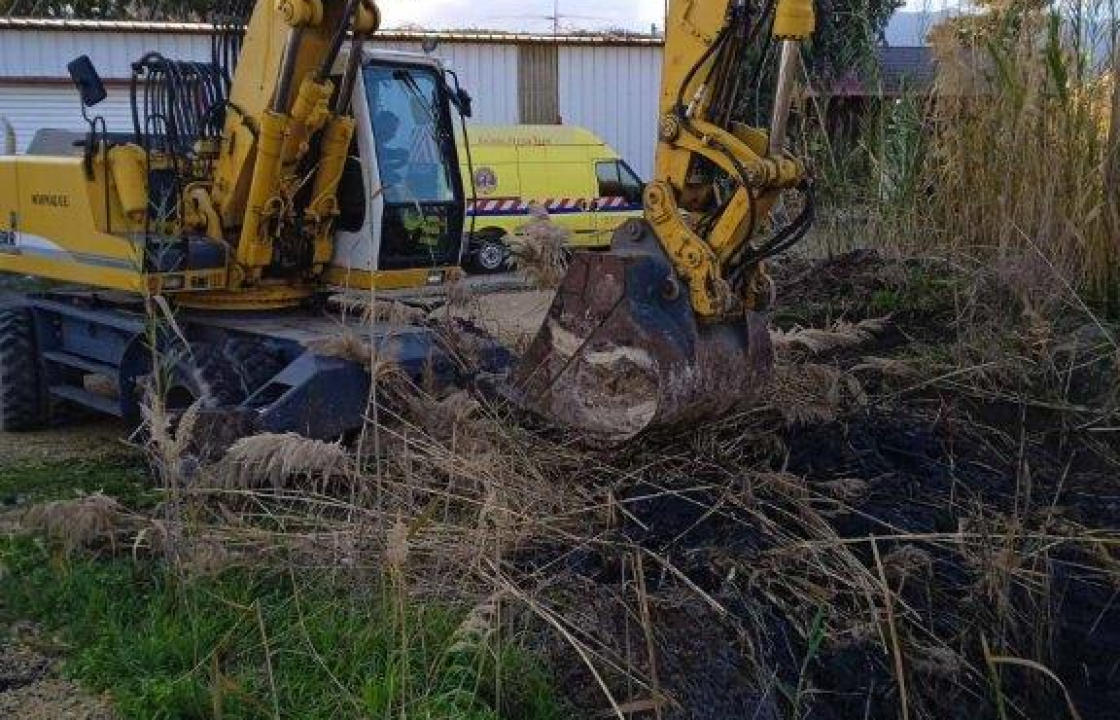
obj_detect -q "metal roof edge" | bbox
[0,17,665,46]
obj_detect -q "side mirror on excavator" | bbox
[455,88,473,119]
[67,55,107,108]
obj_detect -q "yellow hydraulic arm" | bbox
[511,0,819,442]
[646,0,816,320]
[194,0,379,303]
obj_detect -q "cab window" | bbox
[365,64,456,205]
[596,160,643,205]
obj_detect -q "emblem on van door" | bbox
[473,167,498,195]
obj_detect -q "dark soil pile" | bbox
[522,251,1120,720]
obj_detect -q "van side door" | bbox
[517,145,599,247]
[593,159,644,246]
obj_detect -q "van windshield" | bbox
[364,64,456,205]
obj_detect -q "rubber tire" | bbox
[0,307,45,431]
[471,234,509,274]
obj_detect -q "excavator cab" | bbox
[327,51,470,288]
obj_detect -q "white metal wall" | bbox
[0,29,211,78]
[378,41,521,126]
[0,29,213,151]
[558,45,660,179]
[0,85,138,151]
[0,28,661,178]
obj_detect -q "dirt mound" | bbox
[528,399,1118,719]
[514,251,1120,719]
[771,250,959,334]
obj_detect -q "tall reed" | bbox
[923,1,1118,307]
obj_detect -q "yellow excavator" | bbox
[0,0,815,443]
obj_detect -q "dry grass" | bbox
[772,316,891,355]
[220,433,354,490]
[328,293,429,325]
[507,204,570,290]
[22,494,129,554]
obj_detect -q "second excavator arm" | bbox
[648,0,816,320]
[511,0,818,443]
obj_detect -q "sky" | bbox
[378,0,667,34]
[376,1,966,35]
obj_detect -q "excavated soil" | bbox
[512,251,1120,720]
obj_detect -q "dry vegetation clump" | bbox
[22,494,133,554]
[804,1,1120,315]
[924,2,1116,300]
[328,293,429,325]
[220,433,354,490]
[771,315,891,356]
[507,204,570,290]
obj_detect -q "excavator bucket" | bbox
[508,219,774,444]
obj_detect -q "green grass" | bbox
[0,536,566,719]
[0,455,154,509]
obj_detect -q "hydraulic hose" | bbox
[131,53,227,155]
[318,0,362,82]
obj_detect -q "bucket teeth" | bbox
[509,222,774,444]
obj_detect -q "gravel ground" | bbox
[0,624,116,720]
[452,288,555,350]
[0,421,130,466]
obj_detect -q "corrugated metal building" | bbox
[0,18,664,178]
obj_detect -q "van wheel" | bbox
[472,234,509,274]
[0,307,45,431]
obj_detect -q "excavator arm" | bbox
[196,0,381,305]
[650,0,816,319]
[511,0,817,442]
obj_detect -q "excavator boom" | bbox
[511,0,817,443]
